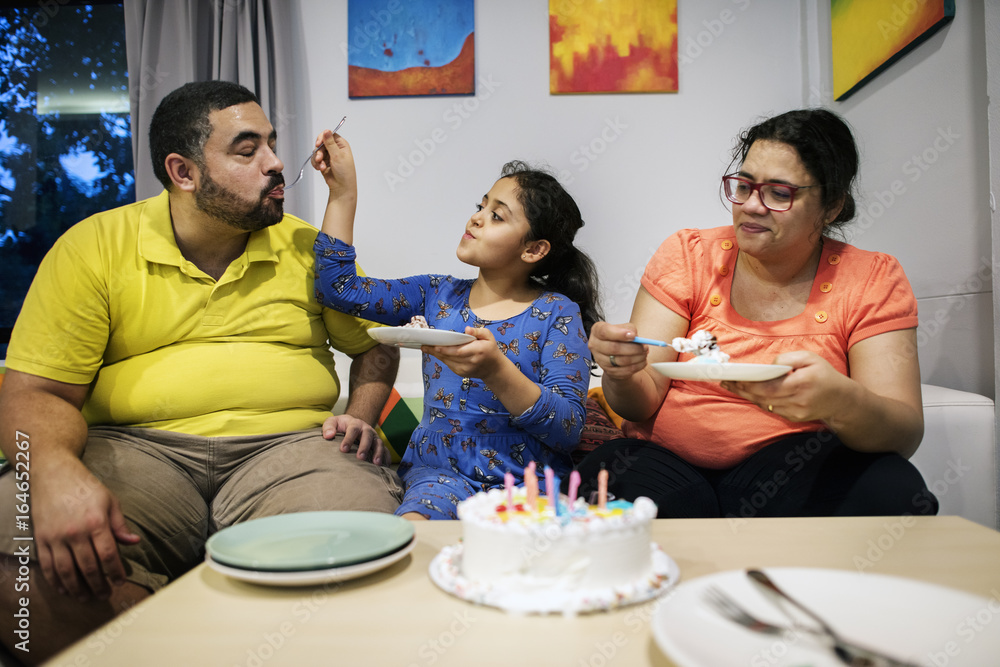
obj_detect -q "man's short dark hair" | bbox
[149,81,260,189]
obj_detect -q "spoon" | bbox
[283,116,346,190]
[631,336,676,349]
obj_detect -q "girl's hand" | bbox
[315,130,358,243]
[588,321,649,379]
[721,351,852,423]
[312,129,357,202]
[423,327,504,380]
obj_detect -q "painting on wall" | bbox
[831,0,955,101]
[549,0,678,94]
[347,0,474,98]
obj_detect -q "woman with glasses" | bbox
[579,109,937,518]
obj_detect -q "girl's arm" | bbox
[425,326,542,416]
[510,301,592,452]
[425,301,591,452]
[314,236,431,327]
[313,129,357,245]
[311,131,430,326]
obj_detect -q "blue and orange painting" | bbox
[347,0,475,98]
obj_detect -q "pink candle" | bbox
[568,470,581,505]
[597,468,608,510]
[544,466,555,510]
[525,465,538,510]
[504,471,515,508]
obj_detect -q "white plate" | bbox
[205,537,416,587]
[428,542,679,615]
[368,327,475,349]
[652,568,1000,667]
[651,362,792,382]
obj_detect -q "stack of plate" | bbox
[204,511,416,586]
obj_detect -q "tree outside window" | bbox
[0,2,134,356]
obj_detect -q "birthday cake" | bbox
[429,487,678,614]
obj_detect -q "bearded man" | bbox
[0,81,402,663]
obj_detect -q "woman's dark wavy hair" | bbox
[726,108,859,235]
[499,161,603,336]
[149,80,259,189]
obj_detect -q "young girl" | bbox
[311,129,601,519]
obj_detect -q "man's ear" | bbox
[521,239,551,264]
[164,153,199,193]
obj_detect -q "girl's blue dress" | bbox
[315,234,591,518]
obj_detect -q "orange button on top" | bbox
[721,240,734,250]
[710,294,723,306]
[814,311,829,323]
[828,254,841,265]
[820,282,833,293]
[719,265,730,276]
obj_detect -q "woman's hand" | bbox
[588,321,649,379]
[724,331,923,456]
[721,351,852,423]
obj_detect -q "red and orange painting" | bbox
[550,0,678,94]
[347,0,475,98]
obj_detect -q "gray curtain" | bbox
[123,0,311,213]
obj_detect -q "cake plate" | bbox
[428,542,680,615]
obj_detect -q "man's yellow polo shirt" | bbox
[6,191,381,436]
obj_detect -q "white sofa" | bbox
[912,384,997,529]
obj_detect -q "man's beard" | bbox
[195,168,284,232]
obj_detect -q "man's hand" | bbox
[33,454,140,600]
[321,413,392,466]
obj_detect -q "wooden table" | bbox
[47,516,1000,667]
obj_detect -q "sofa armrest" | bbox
[911,384,997,529]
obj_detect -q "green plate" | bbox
[205,511,415,572]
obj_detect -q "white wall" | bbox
[293,0,994,400]
[813,0,993,398]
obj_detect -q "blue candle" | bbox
[544,466,555,512]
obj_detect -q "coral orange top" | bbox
[623,226,919,468]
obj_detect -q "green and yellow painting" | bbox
[832,0,954,100]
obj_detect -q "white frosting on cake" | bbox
[457,489,658,595]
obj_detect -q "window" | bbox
[0,1,134,357]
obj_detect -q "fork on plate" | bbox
[703,585,920,667]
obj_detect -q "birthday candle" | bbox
[568,470,581,505]
[504,470,515,508]
[544,466,555,506]
[552,473,561,516]
[598,467,608,510]
[525,464,538,510]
